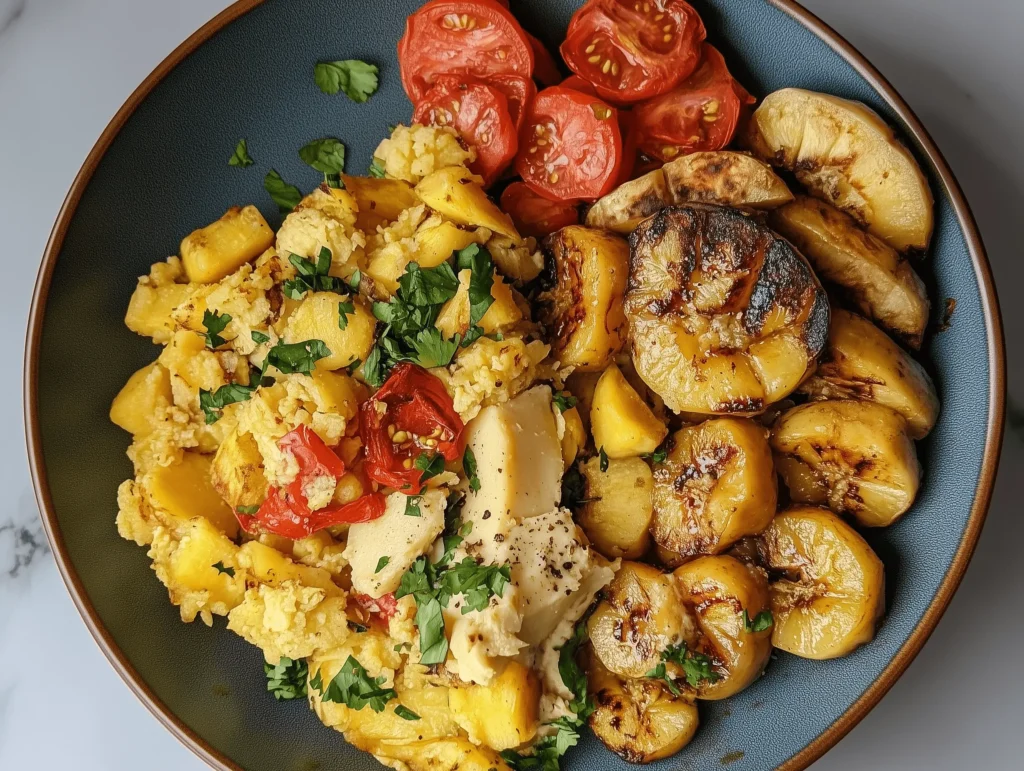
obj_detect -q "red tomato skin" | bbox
[559,75,599,97]
[515,86,623,203]
[413,77,519,185]
[500,182,580,238]
[616,109,640,184]
[361,364,465,494]
[561,0,706,104]
[352,592,400,621]
[277,425,345,480]
[399,0,535,102]
[487,74,537,133]
[632,43,745,161]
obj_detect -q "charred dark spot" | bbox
[609,716,622,730]
[714,397,764,413]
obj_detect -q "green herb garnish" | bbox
[394,705,420,721]
[404,496,422,517]
[228,139,253,168]
[199,383,257,424]
[299,137,346,187]
[311,656,395,712]
[201,310,232,349]
[368,158,387,178]
[463,446,481,493]
[552,392,577,413]
[264,169,302,213]
[415,452,446,484]
[375,556,390,574]
[314,60,379,102]
[742,609,774,633]
[266,338,331,375]
[264,657,308,701]
[599,447,609,472]
[212,561,235,577]
[338,300,355,330]
[251,330,270,345]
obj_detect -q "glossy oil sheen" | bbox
[33,1,991,769]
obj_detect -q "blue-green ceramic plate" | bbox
[26,1,1004,769]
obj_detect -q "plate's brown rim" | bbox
[22,1,1005,770]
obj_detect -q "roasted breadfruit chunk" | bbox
[769,195,930,348]
[577,455,655,559]
[625,205,830,415]
[770,400,921,527]
[662,151,794,210]
[799,309,939,438]
[652,418,777,561]
[758,506,886,659]
[537,226,630,371]
[588,653,700,764]
[673,555,773,700]
[745,88,933,252]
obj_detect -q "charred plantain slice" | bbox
[744,88,934,252]
[770,400,921,527]
[585,169,673,235]
[800,309,939,438]
[625,205,830,416]
[663,151,794,211]
[769,195,930,348]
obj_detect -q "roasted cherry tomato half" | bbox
[500,182,580,238]
[615,109,640,184]
[399,0,535,102]
[561,0,706,104]
[515,86,623,203]
[559,74,599,96]
[487,73,537,133]
[414,77,519,185]
[360,363,465,494]
[237,426,387,539]
[350,593,400,627]
[632,43,753,162]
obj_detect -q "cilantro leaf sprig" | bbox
[199,383,257,425]
[264,657,308,701]
[310,656,396,712]
[228,139,253,168]
[264,169,302,213]
[201,310,232,349]
[364,248,496,384]
[266,338,331,375]
[299,137,346,188]
[314,60,379,102]
[283,246,346,299]
[653,642,721,690]
[463,446,481,493]
[552,392,578,413]
[743,609,774,633]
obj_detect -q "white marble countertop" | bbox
[1,0,1021,768]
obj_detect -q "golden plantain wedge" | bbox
[769,195,930,348]
[662,151,794,210]
[800,309,939,438]
[770,400,922,527]
[758,506,886,659]
[745,88,933,252]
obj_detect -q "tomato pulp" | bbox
[515,86,623,202]
[500,182,580,238]
[561,0,706,104]
[360,363,465,494]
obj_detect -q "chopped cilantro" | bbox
[455,244,495,328]
[599,447,609,472]
[394,705,421,721]
[743,609,774,633]
[311,656,396,712]
[404,496,422,517]
[362,345,386,388]
[264,169,302,213]
[463,446,481,493]
[266,338,331,375]
[212,561,235,577]
[560,465,593,508]
[398,261,460,306]
[415,453,446,484]
[643,438,671,465]
[660,642,721,688]
[299,137,346,187]
[346,358,362,375]
[552,392,577,413]
[236,505,259,515]
[200,383,256,424]
[251,330,270,345]
[369,158,387,178]
[644,662,682,696]
[314,60,379,102]
[228,138,253,168]
[439,558,511,614]
[264,657,307,701]
[201,310,232,349]
[409,327,460,368]
[338,299,355,330]
[375,556,390,574]
[283,247,345,298]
